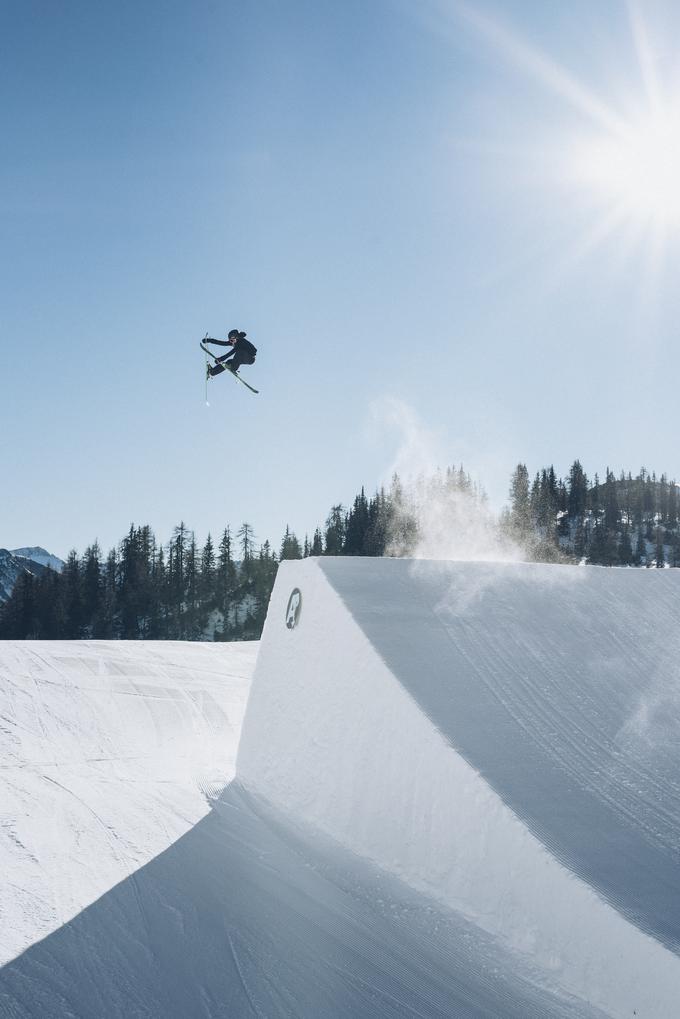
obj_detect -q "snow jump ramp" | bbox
[238,557,680,1018]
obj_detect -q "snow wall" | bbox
[237,557,680,1018]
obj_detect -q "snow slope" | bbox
[0,630,597,1019]
[0,639,256,964]
[239,558,680,1018]
[3,559,680,1018]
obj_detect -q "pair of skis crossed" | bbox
[200,336,259,395]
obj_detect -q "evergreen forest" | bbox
[2,462,678,641]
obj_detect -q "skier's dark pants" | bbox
[211,351,256,376]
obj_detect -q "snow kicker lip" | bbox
[317,557,680,955]
[237,556,680,1017]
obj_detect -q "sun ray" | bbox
[446,1,680,243]
[627,0,663,117]
[538,203,633,297]
[450,0,629,136]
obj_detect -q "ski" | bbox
[200,341,259,394]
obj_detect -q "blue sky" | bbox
[3,0,680,557]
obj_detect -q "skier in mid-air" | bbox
[204,329,257,378]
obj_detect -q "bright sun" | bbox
[570,107,680,225]
[454,2,680,246]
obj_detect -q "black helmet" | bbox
[228,328,246,341]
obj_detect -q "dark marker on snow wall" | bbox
[285,589,302,629]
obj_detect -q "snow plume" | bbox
[387,469,522,561]
[370,397,522,562]
[617,650,680,759]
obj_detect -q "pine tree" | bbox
[199,533,216,609]
[237,523,258,637]
[655,526,666,568]
[344,488,370,555]
[310,528,323,556]
[387,473,418,555]
[324,505,346,555]
[96,548,118,637]
[148,540,165,638]
[167,523,190,636]
[588,522,607,565]
[603,469,620,531]
[590,473,601,521]
[81,542,103,636]
[635,526,646,566]
[63,550,84,638]
[29,566,63,638]
[668,482,679,529]
[118,525,156,638]
[618,527,634,566]
[508,464,531,542]
[529,472,541,529]
[237,522,255,562]
[184,534,200,638]
[252,540,278,632]
[557,480,569,537]
[574,519,587,560]
[0,571,37,638]
[658,474,669,524]
[364,488,389,556]
[567,460,588,519]
[216,527,238,638]
[280,525,302,560]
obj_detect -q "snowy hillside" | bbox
[3,559,680,1018]
[0,640,256,966]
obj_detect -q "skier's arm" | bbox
[204,337,231,347]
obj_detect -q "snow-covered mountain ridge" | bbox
[0,550,44,602]
[0,547,64,602]
[11,546,64,572]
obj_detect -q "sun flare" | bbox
[570,107,680,225]
[452,0,680,258]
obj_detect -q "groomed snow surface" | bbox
[2,560,680,1017]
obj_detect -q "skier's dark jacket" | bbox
[207,335,257,359]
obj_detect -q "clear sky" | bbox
[3,0,680,558]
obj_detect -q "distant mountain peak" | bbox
[0,547,65,602]
[11,547,65,573]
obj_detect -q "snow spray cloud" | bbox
[369,397,522,562]
[616,645,680,760]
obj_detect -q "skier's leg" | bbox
[229,353,254,374]
[208,363,226,377]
